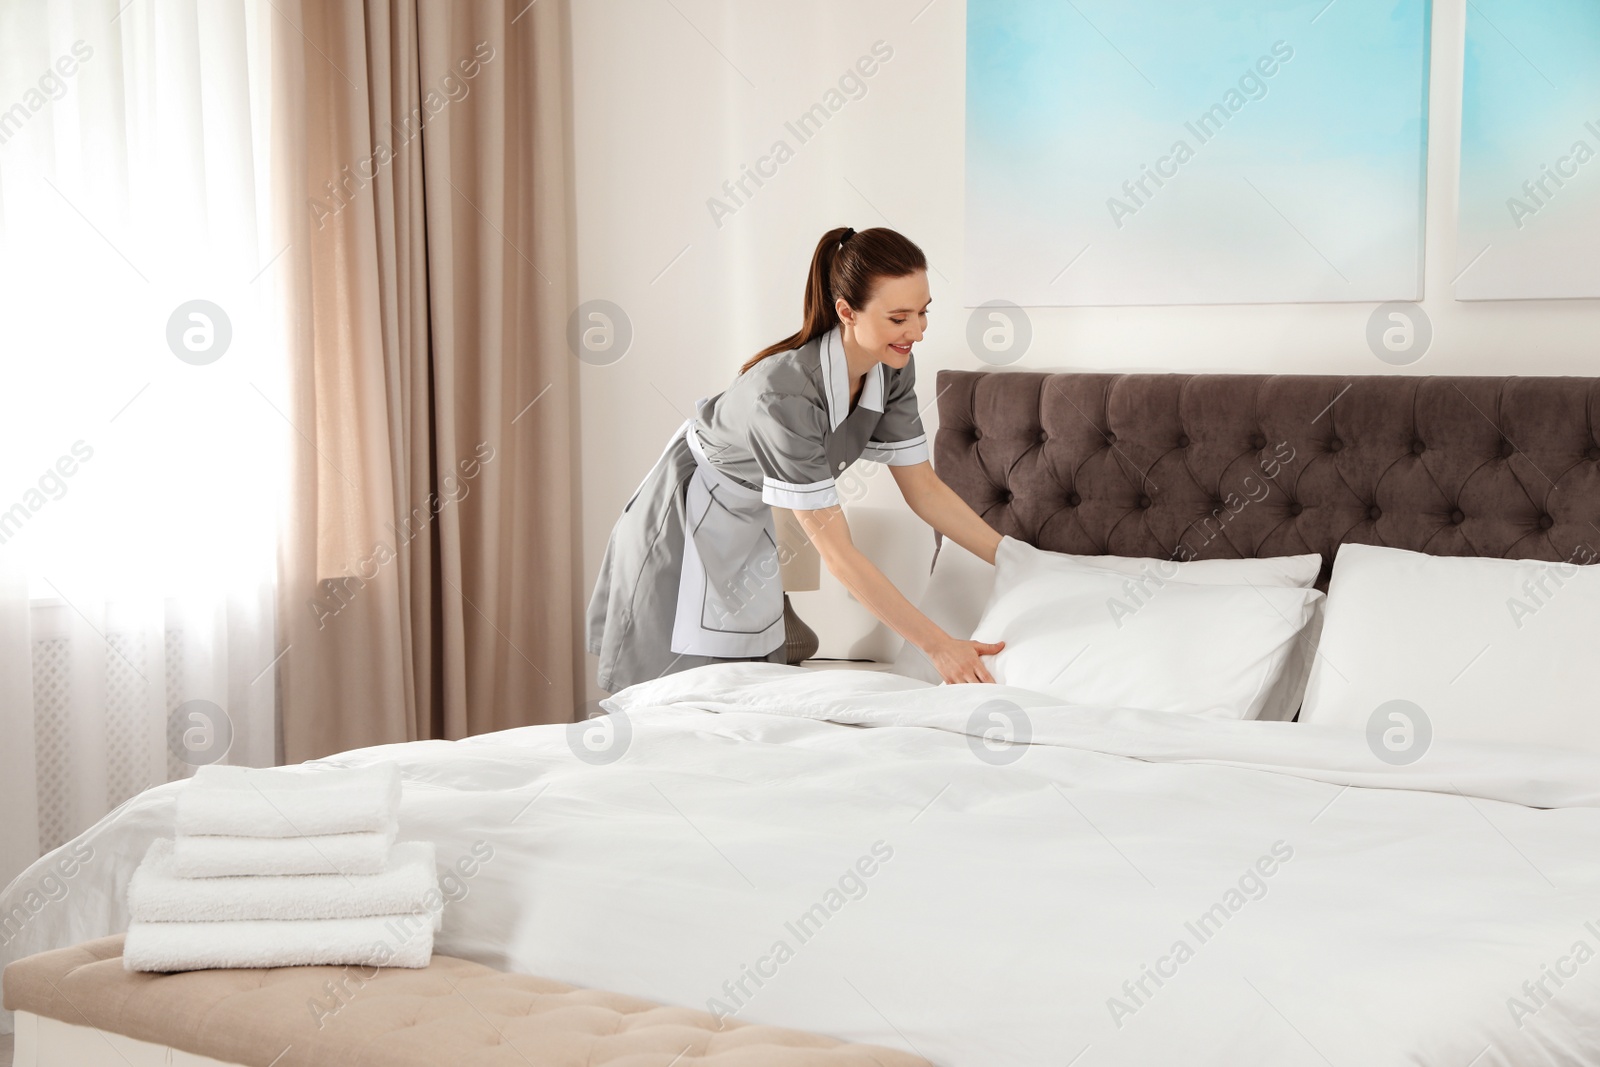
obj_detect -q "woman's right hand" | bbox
[926,636,1005,685]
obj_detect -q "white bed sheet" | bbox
[3,663,1598,1066]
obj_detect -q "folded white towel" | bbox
[172,826,397,877]
[123,914,435,972]
[176,762,401,838]
[129,839,441,928]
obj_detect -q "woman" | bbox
[585,226,1005,693]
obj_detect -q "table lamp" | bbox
[773,506,821,663]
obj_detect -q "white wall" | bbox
[571,0,1599,700]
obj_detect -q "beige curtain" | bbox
[269,0,577,761]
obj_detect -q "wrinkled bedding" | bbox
[3,663,1598,1066]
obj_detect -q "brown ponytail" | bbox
[739,226,927,374]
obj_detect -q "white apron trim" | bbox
[670,413,786,658]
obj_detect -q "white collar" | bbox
[821,326,884,432]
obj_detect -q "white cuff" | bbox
[761,475,839,510]
[860,434,929,466]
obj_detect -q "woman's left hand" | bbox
[926,636,1005,684]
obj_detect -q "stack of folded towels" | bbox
[123,762,441,973]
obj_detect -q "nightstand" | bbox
[798,659,896,672]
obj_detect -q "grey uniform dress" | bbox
[585,325,930,693]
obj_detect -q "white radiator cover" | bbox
[27,602,193,857]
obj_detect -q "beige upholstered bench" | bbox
[3,935,930,1066]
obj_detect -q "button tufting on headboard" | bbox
[934,371,1600,588]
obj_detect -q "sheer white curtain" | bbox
[0,0,286,889]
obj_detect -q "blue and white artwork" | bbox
[1455,0,1600,300]
[966,1,1432,307]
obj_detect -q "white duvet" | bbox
[3,663,1599,1066]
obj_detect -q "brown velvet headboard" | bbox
[934,371,1600,585]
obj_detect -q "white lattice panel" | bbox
[104,632,146,811]
[29,638,71,856]
[29,617,184,856]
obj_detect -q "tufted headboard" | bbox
[933,371,1600,585]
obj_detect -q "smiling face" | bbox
[836,269,930,370]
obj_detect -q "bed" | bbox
[4,370,1600,1067]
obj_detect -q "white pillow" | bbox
[1300,543,1600,754]
[889,537,996,683]
[967,538,1322,719]
[893,537,1324,719]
